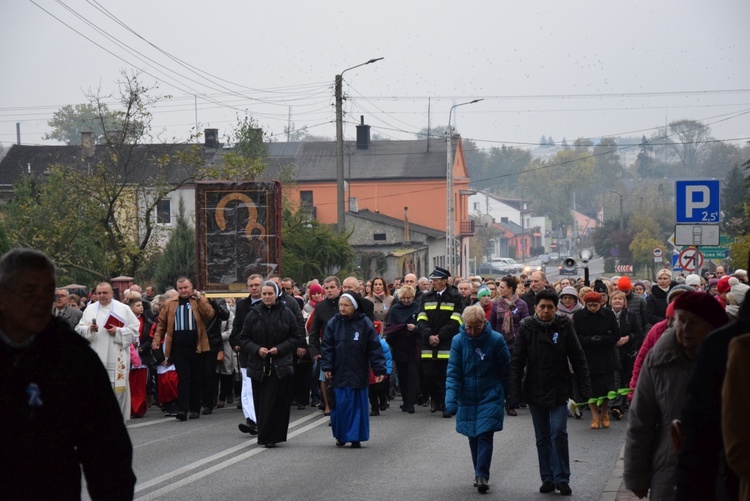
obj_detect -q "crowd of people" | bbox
[3,244,750,499]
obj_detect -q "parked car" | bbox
[549,252,560,263]
[478,262,507,276]
[538,254,550,265]
[491,258,523,274]
[523,259,546,275]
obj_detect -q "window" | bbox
[300,191,313,207]
[473,202,480,211]
[501,217,509,223]
[373,233,386,241]
[156,199,172,224]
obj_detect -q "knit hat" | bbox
[593,280,608,295]
[717,276,731,294]
[582,291,602,303]
[666,302,676,318]
[735,269,747,279]
[477,285,491,299]
[634,281,645,290]
[560,286,578,299]
[617,276,633,292]
[685,274,701,287]
[673,291,729,329]
[657,268,673,279]
[708,278,719,288]
[729,283,750,306]
[667,285,694,303]
[308,284,323,295]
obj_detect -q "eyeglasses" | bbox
[55,294,68,298]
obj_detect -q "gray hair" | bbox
[0,248,56,290]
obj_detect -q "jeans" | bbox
[469,431,495,480]
[528,404,570,484]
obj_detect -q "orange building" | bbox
[265,125,474,276]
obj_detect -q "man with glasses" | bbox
[76,282,140,421]
[53,288,82,328]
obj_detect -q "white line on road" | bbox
[135,415,330,500]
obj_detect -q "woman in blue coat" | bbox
[445,305,511,494]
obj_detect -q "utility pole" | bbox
[336,58,383,232]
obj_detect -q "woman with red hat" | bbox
[624,292,729,499]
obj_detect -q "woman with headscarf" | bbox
[322,291,386,448]
[624,292,729,499]
[239,281,300,448]
[573,291,620,429]
[385,285,422,414]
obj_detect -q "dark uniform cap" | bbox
[429,266,451,279]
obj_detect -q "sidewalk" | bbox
[599,445,647,501]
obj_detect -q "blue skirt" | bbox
[331,387,370,443]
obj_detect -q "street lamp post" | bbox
[335,57,383,231]
[446,99,482,276]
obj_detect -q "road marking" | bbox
[135,415,330,499]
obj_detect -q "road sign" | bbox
[701,247,728,260]
[672,254,683,272]
[615,265,633,273]
[674,224,720,246]
[678,248,704,272]
[653,248,663,258]
[675,180,720,224]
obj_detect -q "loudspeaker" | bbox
[561,258,577,272]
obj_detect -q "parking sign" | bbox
[675,180,720,223]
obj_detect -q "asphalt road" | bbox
[544,257,605,283]
[116,391,626,501]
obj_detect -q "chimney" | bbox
[81,131,95,158]
[356,116,370,150]
[204,128,219,149]
[105,130,120,144]
[404,206,410,243]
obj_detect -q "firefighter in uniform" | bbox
[417,266,464,418]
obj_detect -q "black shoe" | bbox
[311,400,320,407]
[474,477,479,488]
[370,409,379,416]
[336,440,346,447]
[238,418,258,435]
[430,401,438,413]
[226,396,234,404]
[539,481,555,493]
[442,410,452,418]
[407,405,415,414]
[236,402,242,409]
[318,403,326,410]
[351,441,361,448]
[556,483,572,496]
[380,403,389,411]
[175,412,187,422]
[290,399,298,406]
[188,411,200,419]
[297,404,306,410]
[201,407,212,415]
[476,477,489,494]
[264,443,276,449]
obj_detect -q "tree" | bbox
[153,198,195,292]
[281,207,355,281]
[474,145,531,192]
[200,115,268,181]
[1,169,106,284]
[591,218,636,263]
[43,102,144,145]
[662,119,713,174]
[630,229,664,277]
[722,164,749,235]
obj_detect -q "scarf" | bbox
[494,294,519,336]
[531,313,556,329]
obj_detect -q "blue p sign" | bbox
[675,180,720,223]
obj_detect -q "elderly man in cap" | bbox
[417,266,464,418]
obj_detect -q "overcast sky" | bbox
[2,0,749,152]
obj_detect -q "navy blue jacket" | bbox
[321,312,386,389]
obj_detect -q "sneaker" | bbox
[476,476,489,494]
[539,481,555,493]
[556,483,572,496]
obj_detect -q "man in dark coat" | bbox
[509,288,591,497]
[0,249,135,500]
[417,266,464,418]
[309,276,342,415]
[521,270,549,312]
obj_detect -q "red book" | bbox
[104,313,125,329]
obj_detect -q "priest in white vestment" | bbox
[76,282,140,420]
